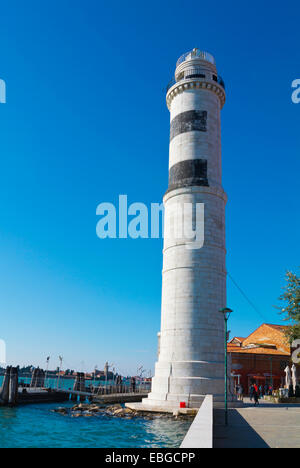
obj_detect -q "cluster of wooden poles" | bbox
[0,366,19,406]
[30,368,46,388]
[73,372,86,392]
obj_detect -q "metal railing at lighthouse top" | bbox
[176,49,216,67]
[166,49,225,94]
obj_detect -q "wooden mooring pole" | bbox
[0,366,19,406]
[0,366,11,405]
[8,367,18,406]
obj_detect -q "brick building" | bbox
[228,324,292,394]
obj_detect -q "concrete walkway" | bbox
[214,398,300,448]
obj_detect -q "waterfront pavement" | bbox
[214,398,300,448]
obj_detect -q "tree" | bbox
[278,270,300,343]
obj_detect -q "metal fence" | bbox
[92,382,151,395]
[15,374,151,394]
[176,50,216,67]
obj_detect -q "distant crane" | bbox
[137,366,146,379]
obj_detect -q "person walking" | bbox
[253,383,259,406]
[264,383,269,396]
[249,384,255,401]
[238,384,244,402]
[131,376,136,393]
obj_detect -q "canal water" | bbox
[0,402,191,448]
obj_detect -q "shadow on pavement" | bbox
[213,409,269,448]
[241,401,300,409]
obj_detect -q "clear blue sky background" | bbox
[0,0,299,374]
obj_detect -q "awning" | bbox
[248,374,281,379]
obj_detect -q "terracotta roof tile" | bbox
[265,324,289,330]
[227,323,291,356]
[228,346,290,356]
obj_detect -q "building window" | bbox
[185,73,206,79]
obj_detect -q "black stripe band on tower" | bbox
[166,159,209,193]
[170,110,207,141]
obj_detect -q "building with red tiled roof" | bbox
[228,337,245,348]
[228,323,293,393]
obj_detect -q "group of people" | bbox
[235,382,273,406]
[249,383,273,405]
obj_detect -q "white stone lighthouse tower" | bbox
[144,49,228,408]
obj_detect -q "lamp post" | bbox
[270,357,273,389]
[57,356,63,390]
[45,356,50,387]
[219,307,233,426]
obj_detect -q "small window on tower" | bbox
[185,73,205,79]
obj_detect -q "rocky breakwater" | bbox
[52,403,191,420]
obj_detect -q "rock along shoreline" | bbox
[52,403,192,421]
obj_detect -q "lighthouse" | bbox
[143,49,228,408]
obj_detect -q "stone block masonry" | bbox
[142,49,230,409]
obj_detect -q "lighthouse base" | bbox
[126,361,240,413]
[126,395,241,415]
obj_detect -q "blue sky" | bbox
[0,0,299,374]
